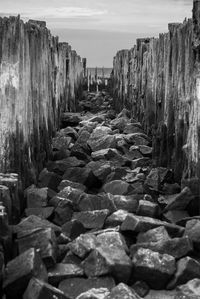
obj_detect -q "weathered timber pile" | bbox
[111,0,200,183]
[0,16,84,186]
[1,92,200,299]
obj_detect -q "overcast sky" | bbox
[0,0,193,67]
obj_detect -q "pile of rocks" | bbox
[1,92,200,299]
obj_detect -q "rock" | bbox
[72,210,110,229]
[102,180,132,196]
[106,283,141,299]
[131,158,151,169]
[163,187,194,212]
[52,136,72,151]
[121,214,184,237]
[61,112,82,127]
[124,123,143,134]
[23,278,68,299]
[91,148,120,161]
[17,228,57,268]
[14,215,61,237]
[25,207,54,219]
[82,232,132,283]
[175,278,200,299]
[137,145,153,156]
[26,187,49,208]
[62,220,87,240]
[167,257,200,289]
[124,133,150,146]
[57,127,79,140]
[131,236,193,259]
[163,210,190,224]
[76,288,110,299]
[47,157,85,175]
[88,135,116,152]
[58,180,87,192]
[109,194,139,213]
[132,248,176,289]
[53,199,73,226]
[48,263,84,286]
[38,168,62,192]
[184,219,200,249]
[136,200,159,218]
[137,226,170,244]
[58,277,115,299]
[87,161,112,183]
[145,290,176,299]
[162,183,181,195]
[3,248,48,298]
[145,168,173,191]
[62,251,82,265]
[68,233,97,258]
[63,167,98,189]
[110,117,127,132]
[131,281,149,298]
[105,210,129,227]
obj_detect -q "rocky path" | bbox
[1,92,200,298]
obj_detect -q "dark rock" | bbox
[14,215,61,237]
[23,278,68,299]
[167,257,200,289]
[57,127,79,140]
[131,281,149,298]
[137,226,170,244]
[62,220,87,240]
[106,283,141,299]
[105,210,129,227]
[91,148,120,161]
[87,161,112,183]
[26,187,50,208]
[162,183,181,195]
[108,194,139,213]
[132,248,176,289]
[63,167,98,189]
[163,187,194,212]
[17,228,57,268]
[3,248,48,298]
[102,180,132,196]
[47,157,85,175]
[58,277,115,299]
[53,199,73,226]
[124,133,150,146]
[163,210,190,224]
[48,263,84,286]
[136,200,159,218]
[121,214,184,237]
[38,168,62,192]
[25,207,54,219]
[145,168,173,191]
[61,112,82,127]
[72,210,110,229]
[52,136,72,151]
[58,180,87,192]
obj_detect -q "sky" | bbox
[0,0,193,67]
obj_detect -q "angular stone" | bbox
[163,187,194,212]
[88,135,116,152]
[58,277,115,299]
[14,215,61,237]
[132,248,176,289]
[162,183,181,195]
[62,219,87,240]
[83,232,132,283]
[145,168,173,191]
[48,263,84,286]
[61,112,82,127]
[132,281,149,298]
[175,278,200,299]
[124,133,150,146]
[72,210,110,230]
[167,257,200,289]
[105,210,129,227]
[136,200,159,218]
[87,161,112,183]
[184,219,200,249]
[47,157,85,175]
[25,207,54,219]
[137,226,170,244]
[38,168,62,192]
[58,180,87,192]
[18,228,57,268]
[68,234,97,258]
[103,180,132,196]
[63,167,97,189]
[26,187,49,208]
[57,127,79,140]
[23,278,68,299]
[138,145,153,156]
[52,136,72,151]
[124,123,143,134]
[131,236,193,259]
[163,210,190,224]
[91,148,120,161]
[76,288,110,299]
[53,199,73,226]
[106,283,141,299]
[3,248,48,298]
[109,194,140,213]
[121,214,184,237]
